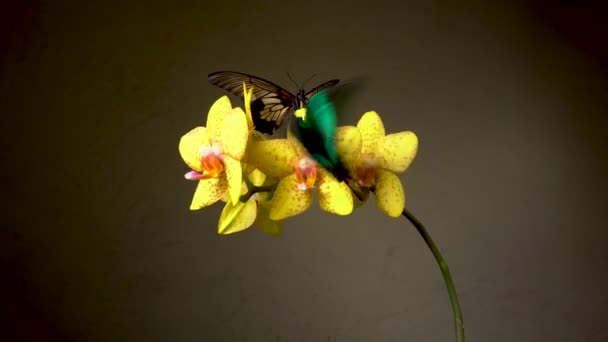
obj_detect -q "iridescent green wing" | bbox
[303,89,339,168]
[292,77,367,180]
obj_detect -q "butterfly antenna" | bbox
[286,72,299,90]
[301,73,317,90]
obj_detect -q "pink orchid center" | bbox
[184,145,224,180]
[294,158,317,191]
[355,153,378,187]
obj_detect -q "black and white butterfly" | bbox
[208,71,340,135]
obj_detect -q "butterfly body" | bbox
[208,71,339,135]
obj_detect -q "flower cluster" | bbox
[179,84,418,235]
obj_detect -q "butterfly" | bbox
[207,71,340,135]
[290,79,370,201]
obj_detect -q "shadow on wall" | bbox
[529,0,608,176]
[0,253,75,341]
[528,0,608,65]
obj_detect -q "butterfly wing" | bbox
[304,89,339,166]
[317,76,368,127]
[208,71,296,135]
[304,79,340,100]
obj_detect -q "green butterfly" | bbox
[290,80,370,200]
[292,89,347,179]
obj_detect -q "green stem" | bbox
[239,185,276,203]
[402,207,465,342]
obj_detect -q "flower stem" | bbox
[239,185,276,203]
[402,207,464,342]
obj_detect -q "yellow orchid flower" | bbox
[341,111,418,217]
[178,95,249,209]
[245,132,354,221]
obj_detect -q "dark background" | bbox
[2,0,607,341]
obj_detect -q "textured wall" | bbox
[2,0,607,341]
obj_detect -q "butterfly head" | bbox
[295,89,307,109]
[287,72,316,109]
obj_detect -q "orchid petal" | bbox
[223,155,242,205]
[248,168,267,187]
[206,95,232,143]
[375,169,405,218]
[178,126,211,172]
[221,107,249,160]
[218,199,257,235]
[335,125,362,171]
[189,176,227,210]
[287,130,312,159]
[383,131,418,173]
[269,174,312,221]
[246,139,297,178]
[357,111,385,157]
[317,169,353,216]
[243,83,255,130]
[254,193,283,236]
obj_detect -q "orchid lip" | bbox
[355,155,378,187]
[294,158,317,190]
[185,170,212,180]
[196,143,225,178]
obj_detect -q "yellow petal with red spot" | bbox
[335,125,361,171]
[206,95,232,143]
[243,83,254,130]
[375,169,405,218]
[317,169,353,216]
[269,174,313,221]
[178,126,211,172]
[255,193,283,236]
[383,131,418,173]
[219,177,246,203]
[357,111,385,157]
[217,198,257,235]
[221,107,249,160]
[223,155,242,205]
[189,176,227,210]
[242,134,265,166]
[246,139,297,178]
